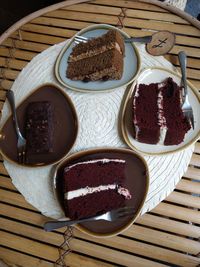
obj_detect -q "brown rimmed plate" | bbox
[121,67,200,156]
[53,148,149,238]
[0,83,78,167]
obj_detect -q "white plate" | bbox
[121,67,200,155]
[55,24,141,92]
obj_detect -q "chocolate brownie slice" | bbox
[25,101,53,154]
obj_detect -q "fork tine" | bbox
[118,211,135,218]
[17,151,23,164]
[74,39,87,44]
[116,206,135,214]
[190,113,195,130]
[76,35,88,40]
[22,149,26,165]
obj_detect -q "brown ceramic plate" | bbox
[53,148,149,237]
[0,83,78,167]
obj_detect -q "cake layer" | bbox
[65,190,126,220]
[66,48,123,81]
[25,101,53,154]
[68,30,125,62]
[64,158,126,191]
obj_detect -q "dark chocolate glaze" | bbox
[55,149,148,235]
[0,84,78,166]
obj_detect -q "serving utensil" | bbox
[74,35,152,44]
[178,51,195,129]
[44,206,135,232]
[6,90,27,164]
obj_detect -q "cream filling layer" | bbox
[65,184,131,200]
[157,83,167,145]
[68,42,122,62]
[133,83,140,140]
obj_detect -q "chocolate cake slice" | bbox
[67,29,125,81]
[25,101,54,154]
[63,158,131,220]
[67,49,123,81]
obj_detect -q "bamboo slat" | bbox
[0,247,54,267]
[0,68,20,80]
[184,167,200,181]
[166,191,200,208]
[11,31,65,45]
[21,23,77,38]
[0,47,36,61]
[0,57,27,70]
[152,203,200,224]
[190,154,200,167]
[136,213,200,238]
[3,38,49,53]
[195,142,200,153]
[92,0,168,13]
[176,179,200,194]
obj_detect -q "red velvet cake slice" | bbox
[132,77,191,146]
[63,158,131,220]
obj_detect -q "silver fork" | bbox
[44,206,135,232]
[74,35,152,45]
[178,51,194,129]
[6,90,27,164]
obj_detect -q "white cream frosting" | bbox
[133,83,140,140]
[115,42,122,54]
[157,83,168,145]
[64,158,125,172]
[65,184,132,200]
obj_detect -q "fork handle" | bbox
[44,216,98,232]
[178,51,187,99]
[6,90,22,139]
[125,36,152,43]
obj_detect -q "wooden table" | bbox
[0,1,200,266]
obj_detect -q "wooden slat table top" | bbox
[0,1,200,266]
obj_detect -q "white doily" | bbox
[162,0,187,10]
[1,41,194,219]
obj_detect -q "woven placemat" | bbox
[1,40,194,219]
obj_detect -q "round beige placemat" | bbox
[1,41,194,219]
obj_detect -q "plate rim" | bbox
[0,82,79,168]
[54,23,141,93]
[121,67,200,156]
[53,147,150,238]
